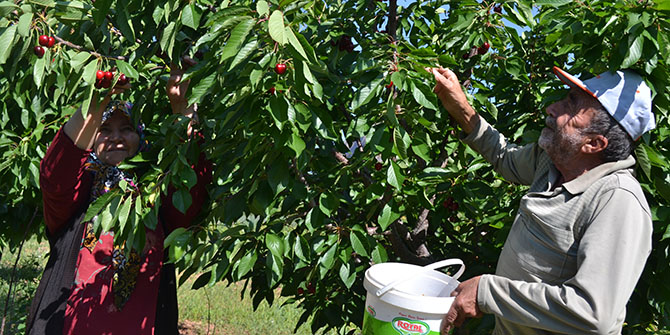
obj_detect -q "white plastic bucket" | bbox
[362,259,465,335]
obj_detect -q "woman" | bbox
[26,64,211,334]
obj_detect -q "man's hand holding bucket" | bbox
[441,276,483,334]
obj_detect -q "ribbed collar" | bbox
[560,155,636,194]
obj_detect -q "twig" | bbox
[53,35,128,61]
[1,208,39,335]
[292,159,316,208]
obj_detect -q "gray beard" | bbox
[538,126,582,166]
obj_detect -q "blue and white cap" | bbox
[553,66,655,140]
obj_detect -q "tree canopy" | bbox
[1,0,669,333]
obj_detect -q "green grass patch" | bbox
[177,279,334,335]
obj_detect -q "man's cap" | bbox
[552,66,655,140]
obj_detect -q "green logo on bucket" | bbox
[367,305,376,317]
[391,317,430,335]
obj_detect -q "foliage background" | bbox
[0,0,668,333]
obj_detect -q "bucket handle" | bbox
[375,258,465,297]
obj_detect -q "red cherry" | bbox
[449,215,458,223]
[450,202,459,212]
[95,79,103,89]
[101,78,111,88]
[38,35,49,47]
[268,87,276,94]
[494,5,502,14]
[117,73,128,86]
[33,46,45,58]
[385,81,394,89]
[462,53,469,60]
[47,36,55,48]
[307,283,315,294]
[96,70,105,80]
[274,63,287,75]
[478,42,490,55]
[104,71,113,81]
[297,287,304,295]
[375,162,383,171]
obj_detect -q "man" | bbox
[428,66,655,335]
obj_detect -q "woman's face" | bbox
[94,111,140,166]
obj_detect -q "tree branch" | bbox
[52,35,128,61]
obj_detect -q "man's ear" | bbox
[582,134,608,154]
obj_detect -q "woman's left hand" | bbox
[166,56,197,116]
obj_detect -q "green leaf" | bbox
[0,2,20,18]
[371,244,388,264]
[164,227,189,248]
[256,1,269,17]
[189,72,216,104]
[267,161,289,195]
[100,195,121,232]
[266,253,283,287]
[635,144,651,179]
[84,190,118,222]
[378,202,400,231]
[181,4,200,30]
[411,80,438,110]
[116,7,135,43]
[319,243,337,270]
[286,27,308,61]
[387,160,405,190]
[115,60,139,79]
[349,231,369,257]
[229,39,258,70]
[221,17,254,62]
[293,236,310,262]
[622,33,643,68]
[533,0,571,6]
[70,52,91,72]
[237,251,257,278]
[266,233,284,258]
[393,127,411,160]
[33,54,46,87]
[289,130,306,157]
[319,192,339,217]
[655,175,670,203]
[172,188,192,214]
[268,10,286,45]
[160,21,176,58]
[352,76,383,111]
[0,25,16,65]
[339,263,356,288]
[17,12,33,37]
[117,197,132,228]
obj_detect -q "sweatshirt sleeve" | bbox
[40,128,93,235]
[477,187,652,334]
[461,117,543,186]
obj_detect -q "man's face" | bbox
[94,111,140,166]
[539,88,598,163]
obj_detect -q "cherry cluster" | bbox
[95,70,129,89]
[33,35,55,58]
[331,35,355,53]
[462,42,490,60]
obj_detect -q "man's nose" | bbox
[545,102,557,118]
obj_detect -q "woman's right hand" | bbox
[64,80,132,150]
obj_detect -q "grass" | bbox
[0,238,338,335]
[0,239,47,335]
[177,279,334,335]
